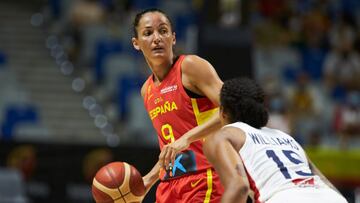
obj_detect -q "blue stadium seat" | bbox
[79,25,109,66]
[48,0,61,19]
[95,39,123,83]
[100,0,114,11]
[116,75,145,120]
[103,53,137,95]
[282,65,300,84]
[300,46,326,81]
[1,105,39,140]
[131,0,159,10]
[175,14,196,41]
[331,85,347,103]
[0,51,7,67]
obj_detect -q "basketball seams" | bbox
[92,161,145,203]
[106,164,127,202]
[119,163,132,194]
[93,178,122,200]
[129,166,145,196]
[121,163,143,202]
[92,186,115,203]
[106,162,125,188]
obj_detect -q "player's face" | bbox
[132,12,176,60]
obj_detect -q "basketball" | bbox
[92,162,145,203]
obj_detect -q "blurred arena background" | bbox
[0,0,359,202]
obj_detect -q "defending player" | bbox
[204,78,348,203]
[131,8,224,202]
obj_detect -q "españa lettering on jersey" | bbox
[149,101,178,120]
[249,132,299,150]
[143,55,218,180]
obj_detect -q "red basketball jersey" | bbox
[143,55,218,180]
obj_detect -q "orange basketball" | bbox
[92,162,145,203]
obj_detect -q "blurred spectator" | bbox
[219,0,241,27]
[354,29,360,53]
[70,0,105,27]
[267,94,291,134]
[68,0,106,65]
[289,74,315,114]
[333,91,360,149]
[324,23,360,91]
[258,0,286,20]
[6,145,37,181]
[253,18,301,94]
[299,8,329,81]
[288,73,320,145]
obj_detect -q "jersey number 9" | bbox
[161,124,175,143]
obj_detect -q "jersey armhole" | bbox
[175,55,193,100]
[184,87,204,98]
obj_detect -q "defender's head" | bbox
[220,78,269,128]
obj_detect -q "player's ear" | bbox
[223,113,229,123]
[219,106,227,125]
[132,37,140,51]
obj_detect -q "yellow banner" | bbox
[306,147,360,180]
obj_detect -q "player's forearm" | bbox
[183,111,222,143]
[142,161,160,194]
[309,161,340,194]
[221,181,249,203]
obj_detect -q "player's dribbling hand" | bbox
[158,137,190,170]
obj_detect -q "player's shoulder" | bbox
[182,55,209,68]
[229,122,256,134]
[216,125,246,151]
[264,127,292,138]
[220,126,245,137]
[181,54,215,79]
[140,79,150,98]
[261,127,297,144]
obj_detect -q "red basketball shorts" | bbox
[156,169,224,203]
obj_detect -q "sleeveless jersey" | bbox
[226,122,328,203]
[143,55,218,181]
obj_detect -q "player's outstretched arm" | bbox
[142,160,161,199]
[203,127,249,203]
[140,82,160,197]
[308,158,341,194]
[159,55,224,168]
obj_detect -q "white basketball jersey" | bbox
[226,122,328,203]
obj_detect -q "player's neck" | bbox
[147,56,174,83]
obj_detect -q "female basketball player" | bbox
[131,8,224,203]
[203,78,348,203]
